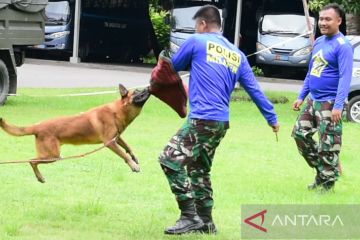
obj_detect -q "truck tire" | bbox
[14,50,25,67]
[0,60,10,105]
[347,95,360,123]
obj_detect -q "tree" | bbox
[309,0,360,35]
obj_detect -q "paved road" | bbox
[18,58,303,92]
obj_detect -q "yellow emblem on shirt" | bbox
[206,41,241,74]
[310,49,328,77]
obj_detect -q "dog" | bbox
[0,84,150,183]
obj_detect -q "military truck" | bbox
[0,0,47,105]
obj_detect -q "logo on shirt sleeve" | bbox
[337,37,345,45]
[310,49,328,77]
[206,41,241,73]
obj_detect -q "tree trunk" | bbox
[346,13,360,35]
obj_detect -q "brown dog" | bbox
[0,84,150,183]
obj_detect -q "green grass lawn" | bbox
[0,88,359,240]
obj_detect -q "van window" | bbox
[172,6,223,33]
[261,14,314,36]
[45,1,70,24]
[172,6,199,33]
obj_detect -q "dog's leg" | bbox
[116,136,139,164]
[106,141,140,172]
[32,137,61,183]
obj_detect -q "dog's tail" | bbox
[0,118,34,136]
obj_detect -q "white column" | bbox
[302,0,314,46]
[70,0,81,63]
[234,0,242,48]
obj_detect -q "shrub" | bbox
[150,6,171,50]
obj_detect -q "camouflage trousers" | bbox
[292,99,342,182]
[159,118,229,209]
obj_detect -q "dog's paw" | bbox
[131,164,140,173]
[37,177,46,183]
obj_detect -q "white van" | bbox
[256,13,316,76]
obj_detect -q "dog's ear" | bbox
[119,84,128,98]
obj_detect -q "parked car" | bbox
[255,13,316,76]
[346,35,360,123]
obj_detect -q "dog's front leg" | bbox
[107,141,140,172]
[116,136,139,164]
[30,162,46,183]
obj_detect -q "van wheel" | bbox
[347,96,360,123]
[0,60,10,105]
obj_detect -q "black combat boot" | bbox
[196,207,217,234]
[308,169,322,190]
[320,180,335,193]
[308,175,322,190]
[164,199,204,235]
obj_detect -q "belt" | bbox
[190,118,229,128]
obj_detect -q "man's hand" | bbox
[270,123,280,133]
[292,99,304,111]
[269,123,280,142]
[332,109,342,123]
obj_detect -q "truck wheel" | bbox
[14,50,25,67]
[347,95,360,123]
[0,60,10,105]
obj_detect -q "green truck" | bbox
[0,0,47,105]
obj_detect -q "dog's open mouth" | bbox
[133,88,151,107]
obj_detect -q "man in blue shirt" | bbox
[292,3,353,192]
[158,5,279,235]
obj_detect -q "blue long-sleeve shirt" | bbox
[298,32,354,110]
[172,32,278,125]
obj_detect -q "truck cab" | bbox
[0,1,46,105]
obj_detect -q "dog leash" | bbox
[0,138,116,165]
[6,85,151,98]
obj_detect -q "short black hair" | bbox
[321,3,345,19]
[192,4,221,27]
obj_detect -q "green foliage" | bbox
[252,66,264,77]
[150,6,171,50]
[309,0,360,14]
[142,55,157,64]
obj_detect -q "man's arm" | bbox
[332,42,354,122]
[293,71,311,111]
[293,39,320,111]
[171,36,196,72]
[298,72,311,101]
[238,56,278,127]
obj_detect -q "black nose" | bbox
[133,88,150,107]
